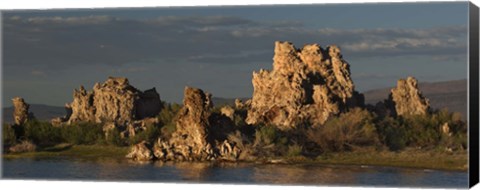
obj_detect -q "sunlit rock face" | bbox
[127,87,242,162]
[125,140,154,161]
[54,77,162,126]
[246,41,364,129]
[168,86,216,161]
[389,77,430,116]
[12,97,34,126]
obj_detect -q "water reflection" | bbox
[2,158,468,188]
[253,164,356,185]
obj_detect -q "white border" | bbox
[0,0,476,10]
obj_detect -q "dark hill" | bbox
[2,104,65,124]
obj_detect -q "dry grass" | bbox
[8,140,37,153]
[4,143,129,160]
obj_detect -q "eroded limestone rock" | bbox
[389,77,430,116]
[220,106,235,120]
[53,77,162,130]
[246,41,364,129]
[168,86,216,160]
[441,122,452,136]
[126,141,154,161]
[67,86,96,123]
[12,97,34,126]
[128,86,243,162]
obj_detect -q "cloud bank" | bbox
[3,15,467,70]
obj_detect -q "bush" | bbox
[286,143,303,157]
[106,128,125,146]
[306,108,380,152]
[254,125,279,146]
[24,120,63,145]
[158,102,182,126]
[61,122,104,145]
[129,125,161,145]
[2,123,17,146]
[375,108,467,151]
[376,116,407,151]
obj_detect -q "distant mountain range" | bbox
[2,104,66,124]
[2,79,467,124]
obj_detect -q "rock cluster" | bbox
[375,77,430,117]
[52,77,162,136]
[126,86,242,162]
[245,41,364,129]
[12,97,34,126]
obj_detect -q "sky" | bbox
[1,2,469,107]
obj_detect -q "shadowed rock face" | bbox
[12,97,34,126]
[246,41,364,129]
[389,77,430,116]
[55,77,162,126]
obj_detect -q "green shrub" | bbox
[286,143,303,157]
[2,123,17,146]
[61,122,104,145]
[375,108,467,151]
[158,102,182,126]
[233,113,247,128]
[24,120,63,145]
[129,125,161,145]
[106,128,125,146]
[254,125,279,146]
[375,116,407,151]
[307,108,380,152]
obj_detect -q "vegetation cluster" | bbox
[3,101,467,162]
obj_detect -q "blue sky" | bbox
[1,2,469,107]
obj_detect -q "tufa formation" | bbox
[375,76,430,117]
[245,41,364,129]
[127,86,241,162]
[52,77,162,137]
[9,41,435,163]
[389,77,430,116]
[12,97,34,126]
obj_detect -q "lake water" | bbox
[1,157,468,188]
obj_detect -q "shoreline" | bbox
[2,144,468,172]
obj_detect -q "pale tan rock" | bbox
[66,86,96,123]
[55,77,162,130]
[168,86,215,160]
[220,106,235,120]
[235,99,245,109]
[146,87,244,162]
[246,41,363,129]
[126,141,154,161]
[125,117,160,138]
[12,97,34,126]
[389,77,430,116]
[102,122,117,139]
[218,140,242,161]
[441,122,452,136]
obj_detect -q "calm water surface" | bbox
[2,157,468,188]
